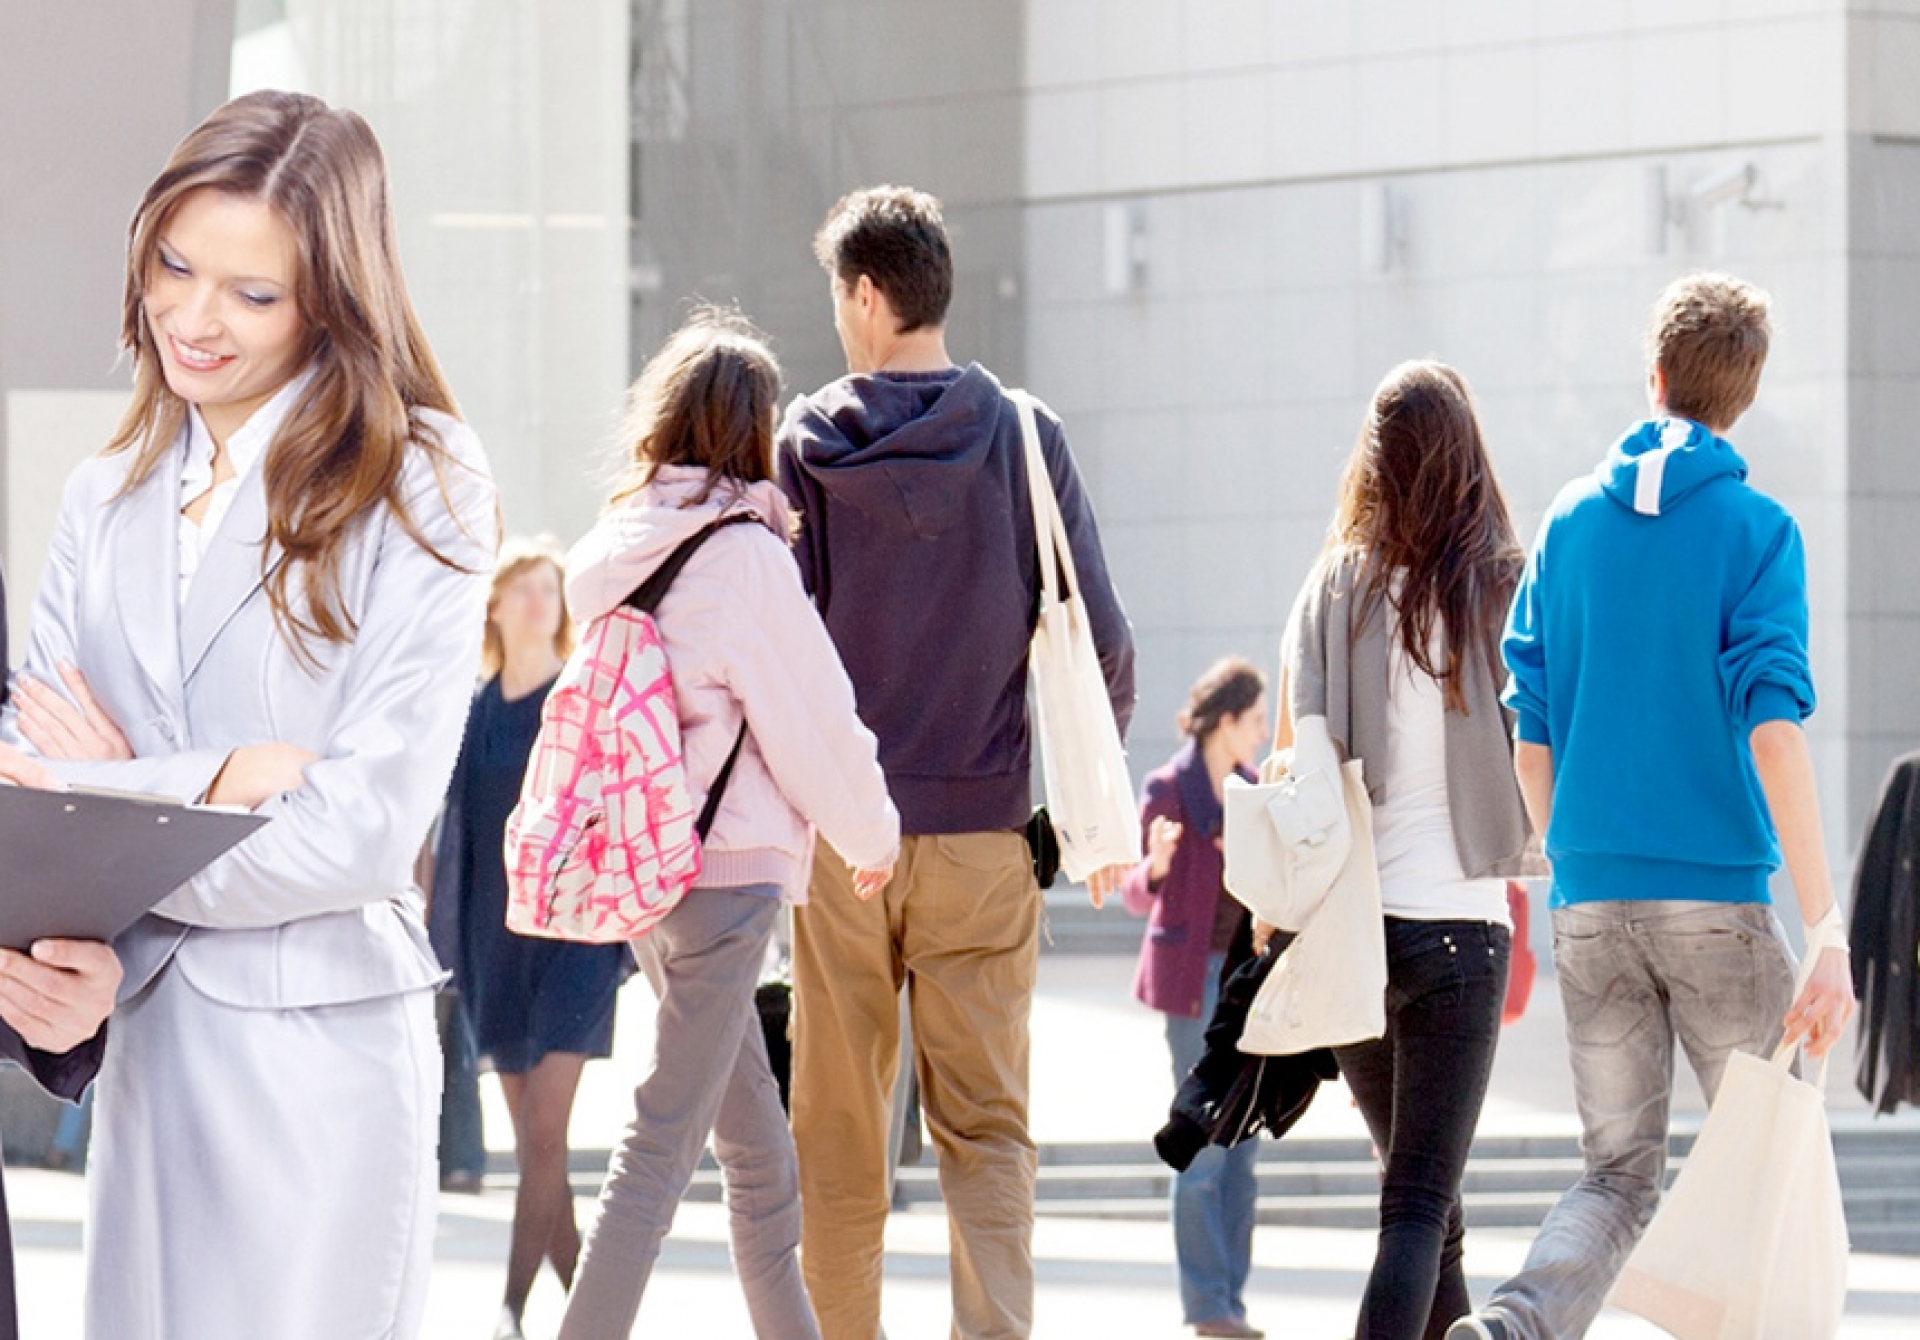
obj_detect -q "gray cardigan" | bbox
[1284,552,1535,880]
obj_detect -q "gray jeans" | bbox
[1484,900,1795,1340]
[559,886,819,1340]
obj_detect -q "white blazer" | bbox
[6,409,497,1009]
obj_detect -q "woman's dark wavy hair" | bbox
[1326,360,1522,713]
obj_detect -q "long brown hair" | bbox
[108,90,474,659]
[610,306,784,511]
[1327,360,1521,712]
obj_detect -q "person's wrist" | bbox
[204,751,240,806]
[1804,903,1849,959]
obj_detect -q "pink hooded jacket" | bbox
[564,466,900,900]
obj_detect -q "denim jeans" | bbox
[1334,918,1510,1340]
[1165,952,1261,1326]
[1483,900,1795,1340]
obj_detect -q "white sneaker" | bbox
[1445,1319,1507,1340]
[1445,1319,1509,1340]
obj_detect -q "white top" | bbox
[1371,618,1512,927]
[178,369,315,604]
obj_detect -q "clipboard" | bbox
[0,784,268,949]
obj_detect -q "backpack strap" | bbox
[623,511,764,843]
[623,512,762,614]
[694,727,747,842]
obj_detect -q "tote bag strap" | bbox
[1010,390,1082,607]
[1768,946,1833,1092]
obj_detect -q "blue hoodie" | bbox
[1503,418,1815,907]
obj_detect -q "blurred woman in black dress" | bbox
[434,538,627,1340]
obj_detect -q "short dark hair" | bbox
[1646,273,1771,431]
[1177,657,1267,743]
[812,185,953,332]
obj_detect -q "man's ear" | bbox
[854,273,907,336]
[1648,363,1669,410]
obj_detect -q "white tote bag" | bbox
[1609,1027,1850,1339]
[1236,756,1387,1056]
[1223,714,1353,931]
[1012,390,1140,883]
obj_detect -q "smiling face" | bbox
[143,187,309,446]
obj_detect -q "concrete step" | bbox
[537,1124,1920,1254]
[991,1190,1569,1231]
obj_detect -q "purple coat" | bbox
[1122,742,1253,1019]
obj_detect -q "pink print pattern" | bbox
[503,607,703,942]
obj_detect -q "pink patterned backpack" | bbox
[503,516,755,942]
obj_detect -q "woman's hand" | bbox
[207,743,319,810]
[14,665,132,762]
[1252,917,1278,954]
[850,860,895,902]
[0,939,122,1054]
[1146,815,1183,883]
[0,742,56,791]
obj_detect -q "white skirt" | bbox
[84,960,439,1340]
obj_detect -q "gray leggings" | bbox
[558,885,818,1340]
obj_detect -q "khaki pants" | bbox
[793,830,1042,1340]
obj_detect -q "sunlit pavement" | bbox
[11,948,1919,1337]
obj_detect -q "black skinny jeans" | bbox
[1334,917,1511,1340]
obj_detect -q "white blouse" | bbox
[1371,614,1513,927]
[178,369,315,604]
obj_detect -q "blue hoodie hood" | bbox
[1596,417,1748,518]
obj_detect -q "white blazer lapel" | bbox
[112,459,187,705]
[179,464,284,685]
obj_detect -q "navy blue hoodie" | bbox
[1503,417,1815,907]
[778,364,1136,836]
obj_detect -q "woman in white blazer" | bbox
[0,91,496,1339]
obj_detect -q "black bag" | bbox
[1024,806,1061,889]
[755,980,793,1112]
[1153,934,1339,1171]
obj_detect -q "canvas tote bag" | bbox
[1609,964,1850,1339]
[1223,714,1353,930]
[1235,751,1387,1057]
[1010,390,1140,883]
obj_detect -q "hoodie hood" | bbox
[1596,417,1748,518]
[564,466,795,623]
[780,362,1007,539]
